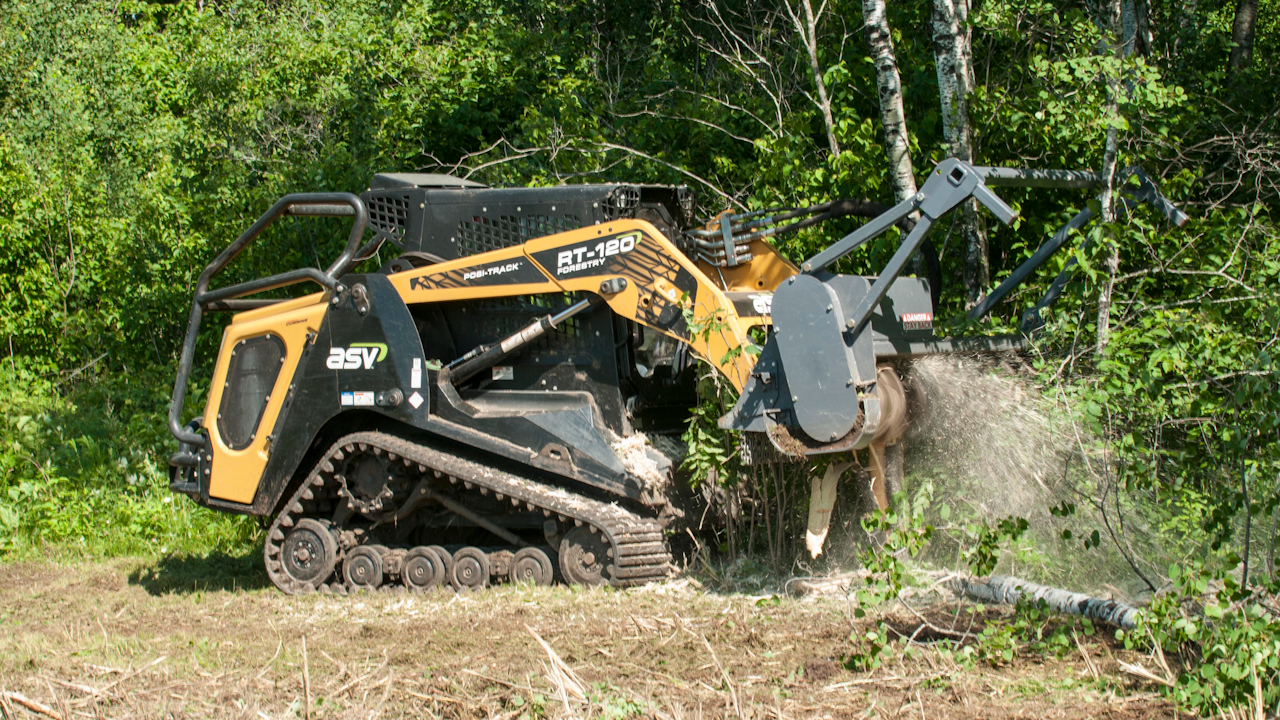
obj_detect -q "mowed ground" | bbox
[0,555,1187,719]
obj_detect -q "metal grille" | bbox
[217,335,285,451]
[456,214,581,256]
[472,294,585,353]
[367,194,411,240]
[603,186,640,220]
[527,294,584,345]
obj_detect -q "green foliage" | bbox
[843,488,935,671]
[0,361,257,556]
[855,487,936,615]
[963,516,1030,577]
[679,380,734,490]
[679,301,748,488]
[0,1,1277,713]
[1137,557,1280,715]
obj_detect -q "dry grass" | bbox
[0,556,1190,719]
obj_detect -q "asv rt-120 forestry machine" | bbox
[167,158,1187,595]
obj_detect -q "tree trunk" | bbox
[791,0,840,157]
[1229,0,1259,68]
[862,0,917,203]
[1120,0,1137,56]
[931,0,988,305]
[930,0,972,160]
[1135,0,1152,56]
[952,575,1142,629]
[1095,0,1132,355]
[1095,124,1120,355]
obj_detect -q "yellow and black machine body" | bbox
[168,160,1187,594]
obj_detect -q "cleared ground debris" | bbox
[0,557,1187,719]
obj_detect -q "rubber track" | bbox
[264,431,672,595]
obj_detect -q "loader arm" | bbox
[388,219,768,392]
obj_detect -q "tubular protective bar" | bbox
[965,206,1094,321]
[168,193,369,446]
[689,164,1186,270]
[801,159,1017,273]
[810,160,1018,336]
[976,167,1103,189]
[982,165,1188,227]
[1017,189,1170,334]
[967,167,1190,322]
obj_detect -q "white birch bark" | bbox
[1096,0,1134,355]
[931,0,973,161]
[862,0,917,202]
[931,0,988,303]
[1095,121,1121,354]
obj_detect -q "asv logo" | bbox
[326,343,388,370]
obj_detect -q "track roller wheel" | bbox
[425,545,452,580]
[344,546,384,591]
[280,519,338,589]
[450,547,489,591]
[511,547,555,586]
[402,547,445,592]
[559,527,612,586]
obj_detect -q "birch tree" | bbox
[930,0,974,163]
[930,0,987,304]
[786,0,839,157]
[1095,0,1136,355]
[862,0,917,204]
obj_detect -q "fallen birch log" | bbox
[950,575,1142,630]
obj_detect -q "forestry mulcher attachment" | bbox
[168,158,1186,594]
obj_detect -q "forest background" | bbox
[0,0,1277,712]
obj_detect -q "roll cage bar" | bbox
[167,194,373,448]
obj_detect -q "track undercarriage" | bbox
[264,432,672,595]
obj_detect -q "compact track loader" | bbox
[168,158,1186,594]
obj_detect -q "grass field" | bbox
[0,553,1188,719]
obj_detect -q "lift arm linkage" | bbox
[800,159,1017,337]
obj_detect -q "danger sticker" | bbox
[340,391,375,407]
[901,312,933,330]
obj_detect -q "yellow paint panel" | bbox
[225,292,327,325]
[697,239,798,293]
[203,298,329,505]
[382,220,772,394]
